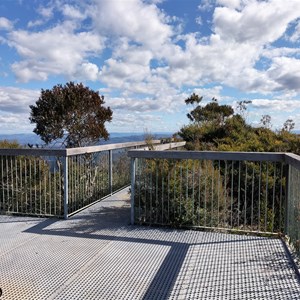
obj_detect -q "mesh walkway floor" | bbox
[1,188,300,299]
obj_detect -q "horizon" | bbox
[1,1,300,133]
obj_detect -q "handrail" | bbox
[128,150,286,162]
[284,153,300,171]
[0,140,162,157]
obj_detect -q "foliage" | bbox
[0,140,21,149]
[134,159,227,227]
[178,94,300,154]
[135,94,298,231]
[29,81,113,148]
[0,140,63,216]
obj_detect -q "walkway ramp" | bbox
[0,188,300,299]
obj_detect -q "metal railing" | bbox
[128,150,300,256]
[0,140,185,219]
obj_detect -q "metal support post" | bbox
[63,156,69,220]
[284,164,290,235]
[130,157,136,225]
[109,150,113,195]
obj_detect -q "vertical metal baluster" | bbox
[25,158,27,213]
[204,160,207,227]
[109,150,113,195]
[39,160,42,214]
[143,158,147,223]
[75,156,78,208]
[198,160,201,225]
[186,160,189,224]
[6,156,9,211]
[59,158,62,216]
[186,160,189,200]
[161,160,164,224]
[44,159,47,215]
[294,169,300,244]
[231,161,234,228]
[150,160,153,224]
[238,161,241,228]
[130,157,136,225]
[192,162,195,220]
[29,157,32,213]
[92,153,95,201]
[95,153,98,200]
[279,163,283,232]
[15,157,18,213]
[265,162,269,232]
[168,163,170,224]
[54,157,57,216]
[34,159,37,215]
[48,158,52,215]
[224,161,227,227]
[11,156,14,212]
[211,160,214,227]
[244,162,247,228]
[251,165,255,229]
[1,157,4,211]
[180,161,182,217]
[272,162,276,233]
[156,160,159,223]
[173,161,176,222]
[81,155,84,208]
[137,158,141,221]
[258,161,262,232]
[84,154,87,207]
[217,160,221,227]
[63,156,69,219]
[69,156,72,212]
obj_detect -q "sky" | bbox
[1,0,300,135]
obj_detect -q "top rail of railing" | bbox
[0,140,163,157]
[128,150,287,162]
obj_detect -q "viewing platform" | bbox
[1,188,300,299]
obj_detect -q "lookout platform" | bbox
[0,188,300,299]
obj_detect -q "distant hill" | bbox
[0,132,173,147]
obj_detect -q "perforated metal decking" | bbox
[0,189,300,299]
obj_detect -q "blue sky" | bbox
[1,0,300,134]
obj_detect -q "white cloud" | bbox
[8,23,104,82]
[195,16,203,26]
[251,98,300,112]
[0,86,39,113]
[213,1,300,44]
[75,62,100,81]
[198,0,215,12]
[267,57,300,91]
[290,21,300,43]
[27,19,45,28]
[217,0,241,9]
[89,0,173,53]
[37,5,54,19]
[0,17,13,30]
[61,4,86,20]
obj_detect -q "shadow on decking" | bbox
[22,199,300,300]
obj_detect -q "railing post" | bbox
[63,156,69,220]
[284,163,291,235]
[130,157,136,225]
[109,150,113,195]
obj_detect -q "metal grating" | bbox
[0,188,299,299]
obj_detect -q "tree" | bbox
[185,95,233,126]
[29,82,113,148]
[282,119,295,132]
[179,95,234,150]
[260,114,272,129]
